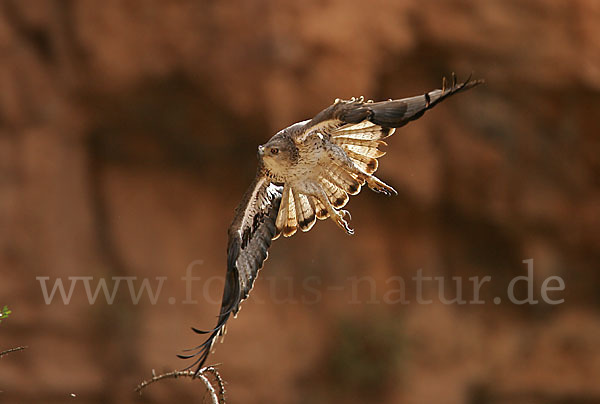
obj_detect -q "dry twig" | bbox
[0,346,27,358]
[136,367,226,403]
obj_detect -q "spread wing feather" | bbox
[313,196,330,220]
[278,185,298,237]
[319,175,349,209]
[276,186,321,236]
[342,142,387,159]
[323,164,362,195]
[303,76,484,176]
[179,171,282,374]
[332,121,394,141]
[294,191,317,232]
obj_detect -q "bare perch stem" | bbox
[203,367,226,403]
[136,367,226,404]
[0,346,27,358]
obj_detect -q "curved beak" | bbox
[257,145,265,158]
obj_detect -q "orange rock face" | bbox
[1,1,599,403]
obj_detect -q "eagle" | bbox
[179,75,483,373]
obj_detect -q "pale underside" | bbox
[274,120,397,238]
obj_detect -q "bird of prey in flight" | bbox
[179,75,483,373]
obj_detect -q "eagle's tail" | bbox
[275,185,321,237]
[276,179,360,238]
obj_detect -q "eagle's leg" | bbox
[331,149,397,196]
[362,175,397,196]
[341,161,397,196]
[314,190,354,235]
[332,208,354,235]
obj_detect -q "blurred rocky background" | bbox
[1,0,599,403]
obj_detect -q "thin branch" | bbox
[0,346,27,358]
[136,367,226,404]
[203,367,226,403]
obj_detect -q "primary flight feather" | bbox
[179,76,483,373]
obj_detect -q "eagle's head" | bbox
[258,135,297,176]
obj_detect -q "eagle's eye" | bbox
[270,148,279,155]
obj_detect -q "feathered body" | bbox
[180,76,484,373]
[260,117,396,236]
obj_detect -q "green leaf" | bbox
[0,305,11,322]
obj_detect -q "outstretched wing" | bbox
[304,75,484,142]
[318,75,483,175]
[179,170,282,374]
[271,76,483,236]
[300,76,484,176]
